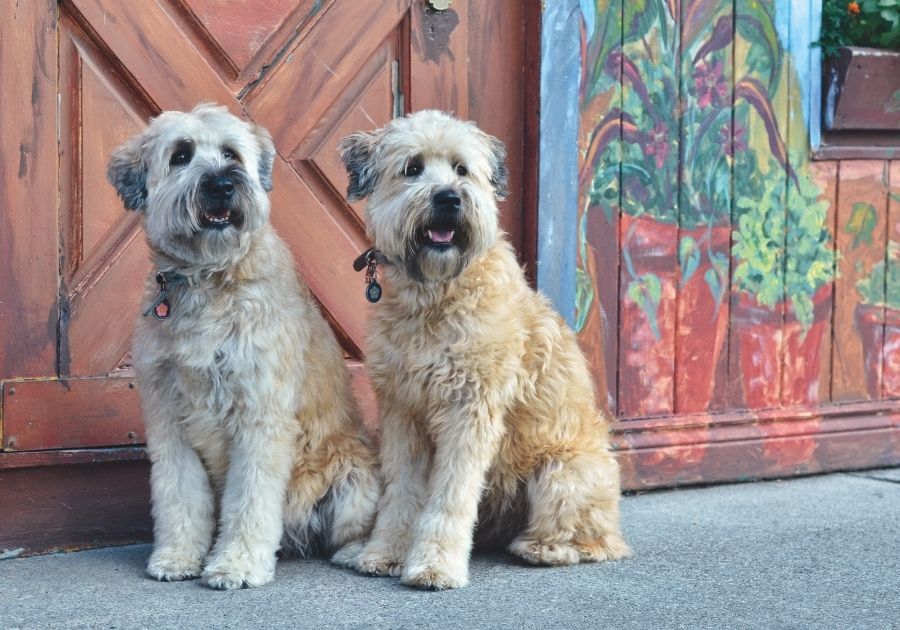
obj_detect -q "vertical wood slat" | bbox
[0,0,59,380]
[616,0,679,418]
[781,0,833,408]
[809,160,839,403]
[675,0,734,414]
[467,0,527,250]
[726,0,789,410]
[884,161,900,398]
[832,160,889,401]
[576,0,623,416]
[408,0,468,117]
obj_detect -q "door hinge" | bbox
[391,59,404,119]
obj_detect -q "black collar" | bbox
[352,247,390,272]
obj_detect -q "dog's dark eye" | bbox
[454,163,468,177]
[170,145,192,167]
[404,161,423,177]
[222,148,236,161]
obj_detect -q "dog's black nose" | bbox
[433,189,461,213]
[203,176,235,198]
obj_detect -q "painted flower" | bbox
[692,59,728,109]
[848,2,860,14]
[719,123,748,155]
[642,122,671,168]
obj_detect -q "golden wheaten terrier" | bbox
[335,110,630,590]
[108,104,380,590]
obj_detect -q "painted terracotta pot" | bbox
[733,285,832,409]
[856,304,900,399]
[675,223,731,413]
[618,214,677,418]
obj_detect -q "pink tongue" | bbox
[428,229,454,243]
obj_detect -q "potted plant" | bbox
[855,243,900,398]
[731,157,835,408]
[818,0,900,131]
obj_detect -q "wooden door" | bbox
[0,0,536,552]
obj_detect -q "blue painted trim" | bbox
[537,0,581,326]
[809,0,823,151]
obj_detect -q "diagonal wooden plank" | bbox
[69,0,235,111]
[66,0,371,354]
[245,0,411,157]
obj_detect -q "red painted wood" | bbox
[615,2,679,418]
[614,400,900,489]
[885,161,900,399]
[827,48,900,131]
[468,0,529,249]
[177,0,309,72]
[2,379,143,451]
[579,0,622,416]
[675,1,733,415]
[809,161,839,403]
[833,161,889,401]
[0,459,152,554]
[0,0,59,380]
[245,0,411,155]
[409,0,468,117]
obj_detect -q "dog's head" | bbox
[340,110,508,283]
[107,103,275,265]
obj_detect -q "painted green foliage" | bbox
[578,0,835,334]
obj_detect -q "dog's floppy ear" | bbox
[252,124,276,193]
[107,135,148,211]
[339,131,379,201]
[486,134,509,200]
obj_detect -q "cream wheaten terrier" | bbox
[335,110,630,590]
[108,104,380,590]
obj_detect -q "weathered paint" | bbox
[553,0,900,485]
[537,0,582,327]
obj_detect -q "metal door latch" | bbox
[427,0,452,10]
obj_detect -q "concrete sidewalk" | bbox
[1,470,898,629]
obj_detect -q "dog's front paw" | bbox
[352,548,405,577]
[508,538,580,566]
[401,561,468,591]
[146,549,203,582]
[401,543,468,590]
[200,556,274,590]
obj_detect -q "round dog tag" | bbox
[153,298,171,320]
[366,281,382,303]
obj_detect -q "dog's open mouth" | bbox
[201,207,232,229]
[423,225,456,249]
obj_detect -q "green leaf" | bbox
[679,236,700,285]
[627,274,663,340]
[844,202,878,250]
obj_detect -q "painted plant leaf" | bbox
[679,236,700,285]
[628,274,662,340]
[734,78,793,182]
[692,15,733,64]
[844,202,878,249]
[735,5,783,90]
[704,266,724,316]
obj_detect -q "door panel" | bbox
[1,0,534,453]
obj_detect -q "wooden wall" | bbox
[574,0,899,487]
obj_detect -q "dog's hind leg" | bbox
[281,435,380,560]
[144,407,216,582]
[508,438,631,566]
[326,437,381,563]
[201,417,295,590]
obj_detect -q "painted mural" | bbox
[576,0,899,429]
